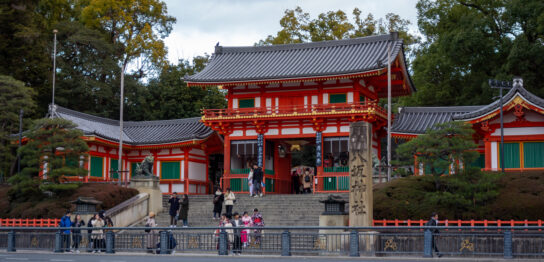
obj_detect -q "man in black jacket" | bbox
[168,192,180,226]
[426,212,442,257]
[252,164,263,197]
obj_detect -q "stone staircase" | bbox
[156,193,348,227]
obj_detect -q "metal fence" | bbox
[1,226,543,258]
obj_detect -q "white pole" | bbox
[117,62,126,186]
[51,29,58,117]
[387,41,392,182]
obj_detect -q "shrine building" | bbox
[391,78,544,174]
[48,105,224,194]
[186,32,415,193]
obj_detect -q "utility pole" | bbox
[117,62,127,186]
[51,29,58,117]
[386,36,393,182]
[488,79,514,173]
[18,109,23,174]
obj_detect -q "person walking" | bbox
[248,167,254,197]
[426,212,442,258]
[241,211,252,247]
[90,213,104,253]
[291,170,301,194]
[59,210,73,252]
[179,194,189,227]
[86,215,95,252]
[252,164,263,197]
[251,208,264,245]
[71,215,85,253]
[168,192,180,227]
[223,215,234,254]
[231,212,243,255]
[224,188,236,217]
[145,212,158,253]
[302,168,313,194]
[213,188,224,219]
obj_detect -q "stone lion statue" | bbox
[135,155,154,177]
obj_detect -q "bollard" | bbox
[281,230,291,256]
[54,231,63,253]
[159,231,169,254]
[106,231,115,254]
[7,231,16,252]
[503,230,513,259]
[349,230,359,257]
[218,228,228,255]
[423,229,432,258]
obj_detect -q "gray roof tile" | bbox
[186,33,413,89]
[391,106,484,135]
[53,106,213,145]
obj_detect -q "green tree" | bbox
[9,118,88,200]
[135,57,227,120]
[406,0,544,107]
[0,75,36,179]
[258,6,419,55]
[395,121,479,189]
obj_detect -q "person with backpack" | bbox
[248,167,254,197]
[145,212,158,253]
[426,212,442,258]
[71,214,85,253]
[251,208,264,245]
[252,164,263,197]
[59,210,73,252]
[212,188,224,219]
[86,215,95,252]
[302,168,313,194]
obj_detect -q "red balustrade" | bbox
[0,218,61,227]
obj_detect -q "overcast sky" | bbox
[162,0,419,63]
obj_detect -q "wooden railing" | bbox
[202,102,386,119]
[0,218,61,227]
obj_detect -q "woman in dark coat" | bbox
[179,194,189,227]
[213,188,224,219]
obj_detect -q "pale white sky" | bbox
[162,0,419,63]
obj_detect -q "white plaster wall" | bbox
[323,93,329,104]
[491,142,498,169]
[255,97,261,107]
[181,161,185,180]
[323,126,338,133]
[158,149,169,155]
[491,127,544,136]
[311,95,318,105]
[233,98,238,109]
[141,150,151,156]
[347,92,353,103]
[128,151,139,156]
[302,128,315,134]
[282,128,300,135]
[231,130,243,137]
[266,98,272,107]
[245,129,257,136]
[156,160,161,176]
[173,184,184,193]
[98,146,106,153]
[190,148,205,156]
[159,184,169,193]
[172,148,183,154]
[189,184,197,193]
[189,162,207,181]
[340,126,349,132]
[265,129,279,135]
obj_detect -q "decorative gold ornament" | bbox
[459,238,474,252]
[384,238,398,251]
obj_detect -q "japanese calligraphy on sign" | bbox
[349,122,373,226]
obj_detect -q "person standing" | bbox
[426,212,442,258]
[71,215,85,253]
[252,164,263,197]
[59,210,73,252]
[224,188,236,217]
[241,211,252,247]
[231,212,243,255]
[251,208,265,245]
[168,192,180,227]
[145,212,158,253]
[213,188,224,219]
[291,170,301,194]
[86,215,95,252]
[90,213,104,253]
[179,194,189,227]
[248,167,254,197]
[302,168,313,194]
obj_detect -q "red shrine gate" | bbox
[187,33,415,193]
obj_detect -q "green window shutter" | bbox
[504,143,520,168]
[471,154,485,169]
[523,142,544,168]
[239,99,254,108]
[90,156,103,178]
[65,156,78,168]
[329,93,347,104]
[131,163,138,177]
[359,95,365,102]
[161,161,180,179]
[110,159,119,179]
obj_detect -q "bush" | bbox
[39,183,82,197]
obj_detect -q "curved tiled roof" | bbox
[52,105,214,145]
[453,85,544,120]
[185,33,413,88]
[391,106,484,135]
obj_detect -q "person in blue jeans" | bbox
[59,210,73,252]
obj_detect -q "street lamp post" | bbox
[51,29,58,117]
[488,79,513,173]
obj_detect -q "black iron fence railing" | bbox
[0,226,543,258]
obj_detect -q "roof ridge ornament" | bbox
[513,77,523,89]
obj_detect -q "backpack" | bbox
[87,219,93,233]
[213,196,219,204]
[145,223,151,233]
[304,175,310,183]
